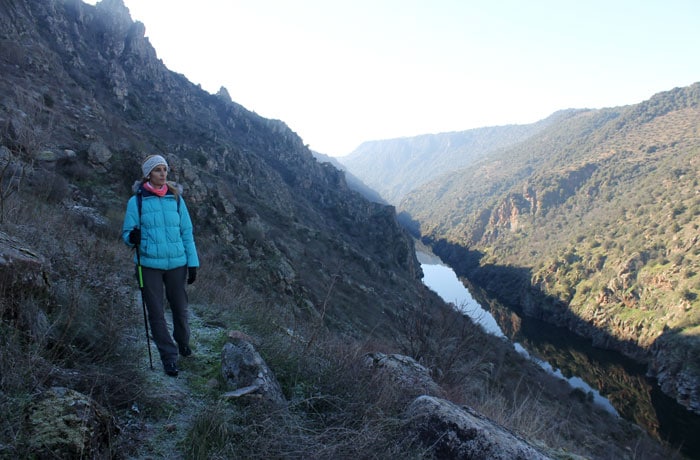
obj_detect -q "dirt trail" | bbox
[127,297,226,459]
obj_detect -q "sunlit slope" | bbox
[402,82,700,352]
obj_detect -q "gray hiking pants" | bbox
[140,265,189,365]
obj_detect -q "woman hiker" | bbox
[122,154,200,377]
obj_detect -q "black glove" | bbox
[187,267,197,285]
[129,228,141,245]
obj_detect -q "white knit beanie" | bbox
[141,155,169,178]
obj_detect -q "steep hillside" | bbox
[312,150,386,204]
[0,1,683,458]
[400,83,700,415]
[0,0,426,335]
[339,111,577,204]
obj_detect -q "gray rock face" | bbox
[0,230,50,293]
[221,337,285,406]
[87,141,112,169]
[0,231,51,336]
[650,339,700,414]
[405,396,553,460]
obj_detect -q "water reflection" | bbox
[418,252,617,415]
[417,251,700,458]
[420,258,504,337]
[512,343,618,415]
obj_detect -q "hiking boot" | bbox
[164,362,178,377]
[179,345,192,357]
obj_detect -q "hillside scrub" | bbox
[0,183,679,459]
[401,85,700,418]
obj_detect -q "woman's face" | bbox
[149,165,168,187]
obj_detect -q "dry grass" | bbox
[0,191,149,457]
[0,187,683,460]
[181,330,426,460]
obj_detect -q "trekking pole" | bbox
[135,245,154,370]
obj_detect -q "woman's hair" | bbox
[167,182,180,202]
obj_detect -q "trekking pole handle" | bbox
[133,227,144,289]
[133,240,153,370]
[136,254,144,289]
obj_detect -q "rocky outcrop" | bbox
[360,353,555,458]
[0,231,50,336]
[0,230,49,293]
[404,396,553,460]
[363,352,442,400]
[25,387,117,459]
[650,336,700,414]
[221,332,286,406]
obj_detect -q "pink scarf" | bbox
[143,181,168,197]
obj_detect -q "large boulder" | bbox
[0,231,51,334]
[87,141,112,171]
[404,395,553,460]
[221,332,285,406]
[363,352,442,400]
[0,230,50,293]
[25,387,117,459]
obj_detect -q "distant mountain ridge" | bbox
[338,110,581,204]
[311,151,386,204]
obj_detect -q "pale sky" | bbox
[85,0,700,156]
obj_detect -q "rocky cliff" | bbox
[0,0,429,336]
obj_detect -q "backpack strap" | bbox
[136,189,143,226]
[136,187,180,224]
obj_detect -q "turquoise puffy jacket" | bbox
[122,184,200,270]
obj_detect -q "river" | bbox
[418,250,700,458]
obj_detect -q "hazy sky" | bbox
[85,0,700,156]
